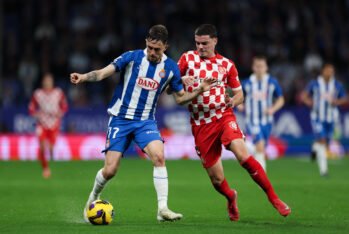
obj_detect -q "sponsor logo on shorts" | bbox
[146,130,159,134]
[105,139,110,148]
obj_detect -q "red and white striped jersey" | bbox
[29,88,68,130]
[178,50,241,125]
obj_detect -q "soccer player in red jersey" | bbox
[177,24,291,220]
[29,73,68,178]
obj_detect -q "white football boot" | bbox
[83,192,99,223]
[157,208,183,221]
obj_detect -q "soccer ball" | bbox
[86,200,114,225]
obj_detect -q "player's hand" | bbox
[166,86,173,95]
[265,108,274,115]
[225,94,235,108]
[331,99,339,106]
[236,103,245,112]
[70,73,85,84]
[199,77,217,92]
[182,76,196,86]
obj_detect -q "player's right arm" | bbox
[301,81,315,107]
[70,64,116,84]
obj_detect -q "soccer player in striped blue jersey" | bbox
[70,25,215,222]
[302,63,347,176]
[239,56,285,171]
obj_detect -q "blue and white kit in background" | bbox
[241,74,283,143]
[306,76,346,141]
[103,49,183,153]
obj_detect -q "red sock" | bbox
[241,156,278,201]
[38,149,48,169]
[213,178,234,201]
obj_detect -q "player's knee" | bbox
[210,175,224,186]
[103,166,117,180]
[152,152,165,167]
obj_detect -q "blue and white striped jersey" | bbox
[306,76,346,123]
[108,49,183,120]
[242,74,283,125]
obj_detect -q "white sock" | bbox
[90,169,108,199]
[254,152,266,172]
[315,143,328,175]
[153,167,168,210]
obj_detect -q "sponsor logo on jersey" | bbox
[159,69,166,78]
[252,91,267,100]
[136,77,160,90]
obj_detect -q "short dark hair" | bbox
[195,24,217,38]
[147,24,168,44]
[253,55,268,62]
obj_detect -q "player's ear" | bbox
[213,37,218,45]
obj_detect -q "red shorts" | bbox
[192,112,244,168]
[36,126,59,145]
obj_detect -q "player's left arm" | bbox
[225,63,244,108]
[266,78,285,115]
[267,96,285,115]
[172,78,216,105]
[58,90,69,118]
[332,82,348,106]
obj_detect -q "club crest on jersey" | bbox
[218,65,226,74]
[137,77,160,90]
[229,121,237,130]
[159,69,166,78]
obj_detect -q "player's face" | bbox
[252,59,268,77]
[42,74,54,90]
[322,65,335,80]
[195,35,217,58]
[145,39,167,63]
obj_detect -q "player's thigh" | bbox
[103,117,133,154]
[104,150,123,173]
[311,120,326,140]
[246,124,263,144]
[227,138,249,162]
[133,120,163,151]
[143,140,165,166]
[205,158,225,184]
[192,123,222,169]
[47,129,58,146]
[325,122,335,143]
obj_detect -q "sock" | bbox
[241,156,278,201]
[315,143,328,175]
[254,152,266,172]
[213,178,234,201]
[90,169,108,198]
[153,167,168,210]
[38,148,48,169]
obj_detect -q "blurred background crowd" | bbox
[2,0,349,109]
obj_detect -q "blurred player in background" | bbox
[70,25,215,222]
[177,24,290,221]
[302,63,347,176]
[28,73,68,178]
[238,56,284,171]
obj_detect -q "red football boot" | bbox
[227,190,239,221]
[271,199,291,217]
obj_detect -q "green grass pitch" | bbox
[0,157,349,234]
